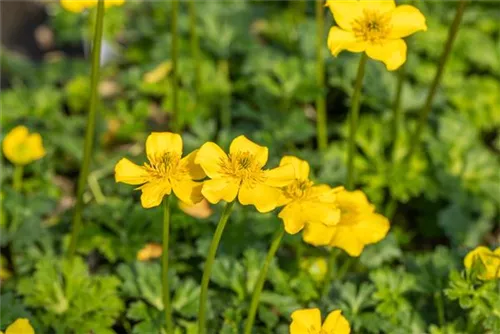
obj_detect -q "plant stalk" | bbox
[197,201,235,334]
[189,0,201,96]
[315,0,327,152]
[67,0,105,260]
[13,165,23,192]
[346,53,367,190]
[171,0,179,131]
[162,196,173,333]
[243,225,285,334]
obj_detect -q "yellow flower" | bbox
[326,0,427,70]
[143,61,173,84]
[115,132,205,208]
[179,199,213,219]
[303,190,390,256]
[2,126,45,166]
[0,318,35,334]
[195,135,295,213]
[290,308,350,334]
[300,257,328,283]
[277,156,342,234]
[60,0,124,13]
[464,246,500,280]
[137,243,163,261]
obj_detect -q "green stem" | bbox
[243,226,284,334]
[171,0,179,132]
[315,0,327,152]
[321,248,339,296]
[13,165,23,192]
[189,0,201,96]
[391,65,405,161]
[197,201,235,334]
[434,291,446,331]
[346,53,367,190]
[162,196,173,333]
[67,0,105,260]
[406,0,467,161]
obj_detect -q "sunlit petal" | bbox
[180,149,206,180]
[389,5,427,39]
[201,178,239,204]
[280,156,310,180]
[229,135,268,168]
[322,310,351,334]
[115,158,149,185]
[263,164,295,187]
[366,39,407,71]
[238,182,281,213]
[327,26,366,56]
[145,132,183,158]
[196,142,228,178]
[139,181,171,208]
[171,179,203,205]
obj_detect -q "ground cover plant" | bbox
[1,0,499,333]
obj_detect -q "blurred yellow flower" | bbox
[179,198,213,219]
[143,61,173,84]
[60,0,124,13]
[290,308,350,334]
[464,246,500,280]
[196,135,295,212]
[137,243,163,261]
[303,190,390,256]
[300,257,328,283]
[326,0,427,70]
[277,156,342,234]
[2,126,45,166]
[115,132,205,208]
[0,318,35,334]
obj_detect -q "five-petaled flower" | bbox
[303,190,390,256]
[2,126,45,166]
[0,318,35,334]
[464,246,500,281]
[278,156,342,234]
[326,0,427,70]
[115,132,205,208]
[290,308,350,334]
[60,0,124,13]
[195,135,295,213]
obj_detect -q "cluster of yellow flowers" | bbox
[60,0,124,13]
[115,132,390,255]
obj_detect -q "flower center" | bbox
[352,9,391,43]
[220,151,264,186]
[144,152,182,180]
[284,179,313,199]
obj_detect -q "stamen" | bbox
[144,152,182,180]
[352,9,392,43]
[219,151,265,187]
[284,179,313,199]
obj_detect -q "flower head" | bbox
[137,243,163,261]
[115,132,205,208]
[278,156,342,234]
[303,190,390,256]
[2,126,45,166]
[60,0,124,13]
[290,308,350,334]
[195,135,295,212]
[464,246,500,280]
[0,318,35,334]
[326,0,427,70]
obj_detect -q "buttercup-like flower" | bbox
[0,318,35,334]
[464,246,500,280]
[278,156,342,234]
[303,190,390,256]
[115,132,205,208]
[60,0,124,13]
[195,135,295,212]
[137,243,163,261]
[290,308,350,334]
[2,126,45,166]
[326,0,427,70]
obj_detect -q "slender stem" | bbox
[13,165,23,192]
[67,0,105,260]
[321,248,339,296]
[171,0,179,132]
[391,65,405,161]
[346,53,367,190]
[162,196,173,333]
[189,0,201,96]
[315,0,327,152]
[434,291,446,331]
[198,201,235,334]
[243,226,284,334]
[406,0,467,161]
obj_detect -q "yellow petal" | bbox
[336,190,374,215]
[201,178,239,204]
[322,310,351,334]
[115,158,149,185]
[5,318,34,334]
[26,133,46,161]
[278,203,304,234]
[280,156,310,180]
[464,246,491,270]
[137,243,162,261]
[104,0,124,8]
[180,149,206,180]
[229,135,268,168]
[366,39,407,71]
[328,224,365,256]
[389,5,427,39]
[171,179,203,205]
[2,126,28,165]
[143,61,172,84]
[327,26,366,57]
[307,185,338,203]
[290,308,322,334]
[238,182,282,213]
[326,0,364,31]
[139,181,171,208]
[351,213,390,245]
[263,164,296,187]
[303,202,341,226]
[196,142,228,178]
[146,132,182,158]
[303,222,336,246]
[179,199,213,219]
[60,0,90,12]
[362,0,395,13]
